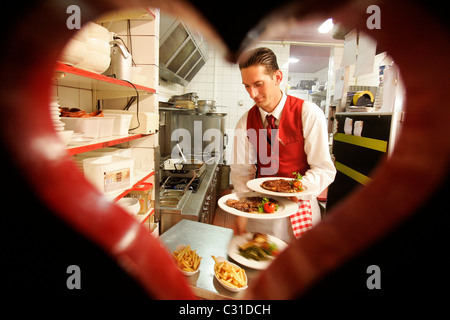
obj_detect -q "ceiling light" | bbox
[318,18,334,33]
[288,57,300,63]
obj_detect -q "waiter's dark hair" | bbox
[239,47,279,76]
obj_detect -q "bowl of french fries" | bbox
[172,244,202,276]
[212,255,248,292]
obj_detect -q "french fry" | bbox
[172,245,201,272]
[211,256,247,288]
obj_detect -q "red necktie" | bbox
[266,114,276,142]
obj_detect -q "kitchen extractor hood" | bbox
[159,12,209,87]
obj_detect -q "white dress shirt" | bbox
[230,92,336,242]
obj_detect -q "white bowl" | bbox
[75,51,111,74]
[116,197,140,216]
[213,256,248,292]
[56,130,73,146]
[84,22,109,35]
[71,26,90,43]
[59,38,88,66]
[175,244,201,276]
[90,31,112,43]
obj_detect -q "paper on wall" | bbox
[341,30,357,67]
[355,33,377,77]
[344,117,353,135]
[379,66,399,112]
[353,121,363,137]
[334,67,345,100]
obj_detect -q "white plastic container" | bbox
[85,118,104,138]
[73,147,119,172]
[61,117,101,138]
[60,117,114,138]
[102,109,159,134]
[83,155,134,194]
[104,114,133,135]
[99,117,115,137]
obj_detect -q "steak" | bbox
[226,197,278,213]
[260,179,297,193]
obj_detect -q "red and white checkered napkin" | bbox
[290,200,313,238]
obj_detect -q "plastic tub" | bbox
[99,117,115,137]
[60,117,100,138]
[105,113,133,136]
[61,117,114,138]
[83,155,134,194]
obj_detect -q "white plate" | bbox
[228,233,288,270]
[68,136,95,145]
[217,191,298,219]
[246,177,316,198]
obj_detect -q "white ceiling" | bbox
[266,17,344,73]
[289,46,331,73]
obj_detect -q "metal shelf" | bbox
[66,133,149,155]
[54,62,156,99]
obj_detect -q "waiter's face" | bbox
[241,65,282,112]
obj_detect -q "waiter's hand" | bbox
[287,196,300,203]
[233,216,248,235]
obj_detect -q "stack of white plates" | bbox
[51,97,74,146]
[73,22,112,74]
[59,22,112,74]
[49,97,65,132]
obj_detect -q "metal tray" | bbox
[163,163,205,178]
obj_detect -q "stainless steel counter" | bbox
[160,219,261,300]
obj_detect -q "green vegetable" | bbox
[292,172,303,181]
[238,242,279,261]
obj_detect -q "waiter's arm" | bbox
[230,113,256,234]
[230,112,257,193]
[301,101,336,195]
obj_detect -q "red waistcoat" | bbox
[246,95,309,178]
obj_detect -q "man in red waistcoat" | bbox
[230,47,336,242]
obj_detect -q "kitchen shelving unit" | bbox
[55,61,157,226]
[52,8,160,234]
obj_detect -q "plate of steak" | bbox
[247,177,315,197]
[218,192,298,219]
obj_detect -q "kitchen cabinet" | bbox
[327,111,403,210]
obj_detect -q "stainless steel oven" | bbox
[158,107,227,164]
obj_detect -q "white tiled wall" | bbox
[54,86,93,111]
